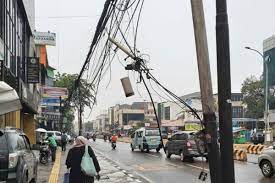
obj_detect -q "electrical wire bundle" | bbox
[63,0,145,117]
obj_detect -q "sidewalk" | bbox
[57,145,144,183]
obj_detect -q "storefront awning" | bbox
[0,81,21,115]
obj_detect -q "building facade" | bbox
[0,0,39,144]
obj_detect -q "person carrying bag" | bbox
[66,136,100,183]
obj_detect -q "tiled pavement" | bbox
[57,145,144,183]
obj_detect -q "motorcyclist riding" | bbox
[111,134,117,150]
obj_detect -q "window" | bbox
[171,134,179,140]
[178,133,188,140]
[164,107,170,120]
[23,135,31,150]
[145,130,160,136]
[17,135,26,150]
[137,131,143,138]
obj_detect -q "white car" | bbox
[47,131,62,145]
[258,146,275,177]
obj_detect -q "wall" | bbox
[23,114,36,144]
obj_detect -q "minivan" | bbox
[130,128,162,152]
[0,127,38,183]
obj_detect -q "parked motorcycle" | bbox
[39,143,50,164]
[111,142,116,150]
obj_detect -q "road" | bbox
[90,139,275,183]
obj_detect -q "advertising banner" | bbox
[42,87,68,99]
[27,57,40,83]
[263,35,275,110]
[33,31,56,46]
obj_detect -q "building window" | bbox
[232,106,243,118]
[164,107,170,120]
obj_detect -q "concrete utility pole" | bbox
[216,0,235,182]
[190,0,221,182]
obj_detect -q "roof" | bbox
[180,92,201,100]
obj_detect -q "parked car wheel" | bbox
[261,160,274,177]
[166,149,171,158]
[156,148,160,153]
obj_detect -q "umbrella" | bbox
[0,81,22,115]
[35,128,47,133]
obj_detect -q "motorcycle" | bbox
[39,143,50,164]
[111,142,116,150]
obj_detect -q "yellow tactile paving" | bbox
[48,149,62,183]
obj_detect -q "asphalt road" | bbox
[90,139,275,183]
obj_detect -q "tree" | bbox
[54,73,95,133]
[54,73,95,109]
[241,76,264,119]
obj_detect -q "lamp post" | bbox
[245,46,272,142]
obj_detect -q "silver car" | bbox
[258,146,275,177]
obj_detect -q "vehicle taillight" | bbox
[9,153,18,169]
[187,141,192,150]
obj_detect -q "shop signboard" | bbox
[42,87,68,99]
[33,31,56,46]
[26,57,40,83]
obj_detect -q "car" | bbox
[130,127,162,153]
[258,146,275,177]
[164,131,207,162]
[47,131,62,145]
[0,127,38,183]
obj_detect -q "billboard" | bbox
[263,35,275,110]
[33,31,56,46]
[42,87,68,99]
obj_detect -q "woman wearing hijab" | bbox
[66,136,100,183]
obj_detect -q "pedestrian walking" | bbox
[48,133,57,162]
[66,136,100,183]
[61,133,67,151]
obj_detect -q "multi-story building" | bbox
[0,0,40,144]
[158,92,246,132]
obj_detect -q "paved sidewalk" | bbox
[34,150,53,183]
[57,145,144,183]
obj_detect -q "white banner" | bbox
[34,31,56,46]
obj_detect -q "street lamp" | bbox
[245,46,272,143]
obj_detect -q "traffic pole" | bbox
[190,0,221,182]
[216,0,235,182]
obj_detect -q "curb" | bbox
[48,149,62,183]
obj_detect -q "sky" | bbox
[35,0,275,121]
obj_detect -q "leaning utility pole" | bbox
[216,0,235,182]
[78,88,83,136]
[190,0,221,182]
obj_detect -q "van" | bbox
[130,128,162,152]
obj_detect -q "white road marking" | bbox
[184,163,209,172]
[145,153,159,158]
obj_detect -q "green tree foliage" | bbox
[241,76,264,119]
[54,73,95,133]
[54,73,95,110]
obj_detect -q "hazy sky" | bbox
[35,0,275,120]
